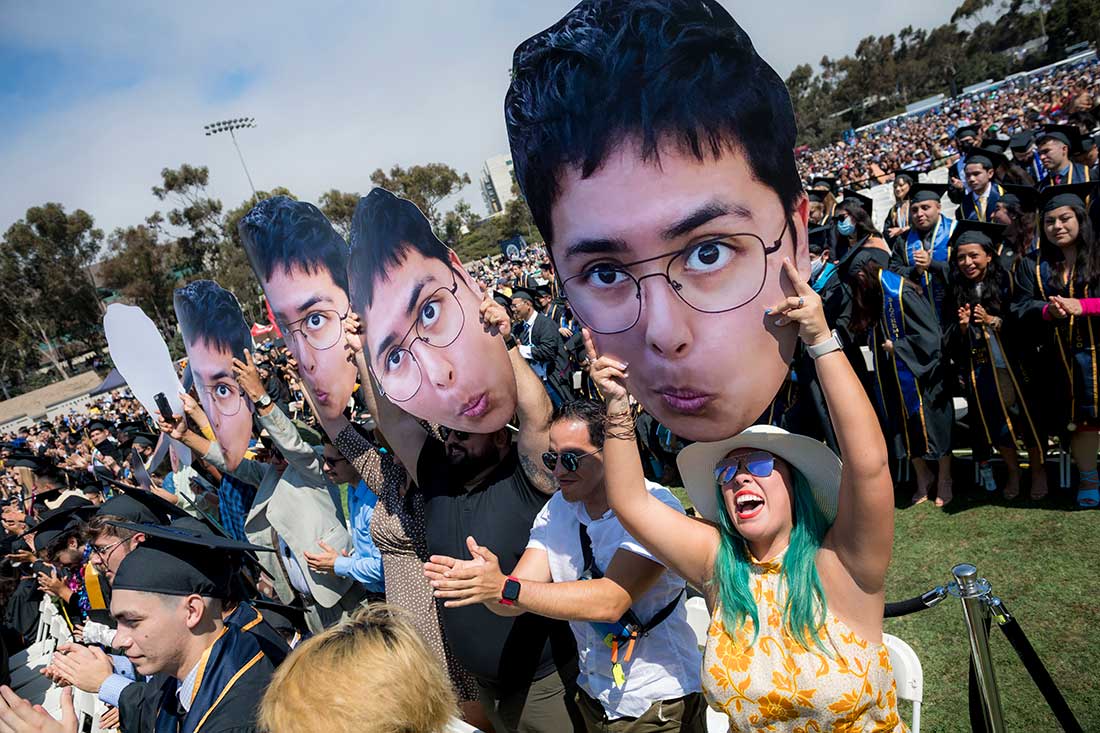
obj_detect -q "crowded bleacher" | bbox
[0,1,1097,732]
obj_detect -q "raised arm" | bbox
[771,259,892,592]
[234,350,324,479]
[479,296,556,495]
[586,330,719,590]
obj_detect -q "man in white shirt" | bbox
[426,399,704,732]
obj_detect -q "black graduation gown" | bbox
[943,274,1045,458]
[123,623,277,733]
[1010,249,1099,435]
[1,577,42,652]
[868,269,953,461]
[1038,162,1092,189]
[882,201,911,249]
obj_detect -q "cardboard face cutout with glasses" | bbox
[237,196,360,424]
[506,0,809,442]
[173,280,255,471]
[348,188,518,433]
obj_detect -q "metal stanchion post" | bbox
[953,563,1006,733]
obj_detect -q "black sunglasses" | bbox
[440,427,470,442]
[541,449,601,473]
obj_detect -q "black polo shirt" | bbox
[418,439,575,689]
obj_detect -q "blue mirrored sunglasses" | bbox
[714,451,774,484]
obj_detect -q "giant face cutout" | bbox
[173,280,254,471]
[550,139,807,443]
[348,188,517,432]
[238,197,360,423]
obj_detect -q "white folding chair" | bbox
[685,596,710,650]
[883,633,923,733]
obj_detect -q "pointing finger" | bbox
[782,257,813,296]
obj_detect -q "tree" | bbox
[0,203,105,378]
[98,223,176,333]
[152,164,224,275]
[369,163,471,236]
[318,189,360,239]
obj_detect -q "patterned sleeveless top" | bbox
[702,550,906,732]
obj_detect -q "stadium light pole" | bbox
[203,117,258,199]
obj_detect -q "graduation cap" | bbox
[965,147,1008,171]
[892,169,923,186]
[980,137,1009,154]
[840,189,874,216]
[955,124,980,140]
[1037,124,1078,148]
[999,184,1040,212]
[908,182,949,204]
[131,434,157,449]
[492,291,513,310]
[807,189,828,203]
[1077,135,1097,155]
[1008,131,1035,153]
[107,517,270,553]
[808,225,832,254]
[510,287,537,303]
[248,598,311,638]
[948,220,1008,249]
[837,240,891,281]
[110,522,271,599]
[1038,183,1096,213]
[23,504,95,549]
[96,481,189,525]
[85,420,111,433]
[37,422,52,432]
[533,284,553,299]
[809,176,838,194]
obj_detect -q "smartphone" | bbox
[154,392,174,422]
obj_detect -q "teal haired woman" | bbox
[588,258,903,731]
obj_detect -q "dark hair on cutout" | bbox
[238,196,350,296]
[505,0,803,244]
[173,280,251,361]
[347,188,455,311]
[551,399,607,449]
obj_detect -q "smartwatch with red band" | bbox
[500,576,521,606]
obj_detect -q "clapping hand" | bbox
[424,536,506,608]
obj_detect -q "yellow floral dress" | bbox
[702,551,905,732]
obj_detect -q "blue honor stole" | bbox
[905,214,955,322]
[156,624,266,733]
[1029,150,1046,184]
[955,157,972,194]
[866,269,928,451]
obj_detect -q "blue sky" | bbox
[0,0,963,241]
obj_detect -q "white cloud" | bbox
[0,0,963,239]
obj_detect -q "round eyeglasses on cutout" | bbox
[560,219,788,335]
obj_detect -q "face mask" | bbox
[837,218,856,237]
[810,257,825,279]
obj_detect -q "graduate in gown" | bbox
[991,184,1041,273]
[1011,183,1100,508]
[1036,125,1093,190]
[959,149,1007,222]
[943,220,1048,500]
[850,259,955,506]
[108,522,281,733]
[883,169,917,248]
[890,182,957,326]
[948,124,981,204]
[1007,131,1044,187]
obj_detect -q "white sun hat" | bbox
[676,425,842,524]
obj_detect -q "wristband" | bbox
[504,334,518,351]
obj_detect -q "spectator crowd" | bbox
[0,2,1097,732]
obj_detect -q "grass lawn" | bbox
[669,469,1099,732]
